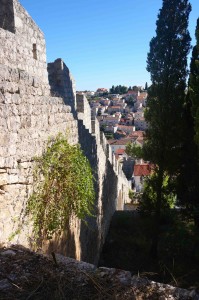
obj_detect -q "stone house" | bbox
[134,92,148,110]
[133,163,153,192]
[134,117,148,131]
[119,116,134,126]
[104,125,118,134]
[125,90,140,100]
[111,99,125,106]
[117,125,136,135]
[99,98,110,106]
[97,115,121,126]
[109,138,136,153]
[107,105,126,114]
[95,88,108,95]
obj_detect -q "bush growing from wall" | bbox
[26,134,95,242]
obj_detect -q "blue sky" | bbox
[19,0,199,91]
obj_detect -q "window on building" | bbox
[33,44,37,60]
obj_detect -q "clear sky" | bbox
[19,0,199,91]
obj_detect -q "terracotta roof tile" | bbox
[134,164,153,176]
[115,149,125,155]
[109,138,133,145]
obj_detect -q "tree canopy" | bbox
[145,0,191,170]
[190,18,199,143]
[179,18,199,228]
[144,0,191,257]
[109,85,128,94]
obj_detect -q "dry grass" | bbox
[0,246,136,300]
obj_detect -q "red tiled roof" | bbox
[137,96,145,101]
[109,138,133,145]
[118,125,135,130]
[97,88,108,91]
[108,106,122,109]
[134,164,153,176]
[129,131,144,138]
[115,149,125,155]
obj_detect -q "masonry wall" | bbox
[0,0,130,265]
[48,59,76,113]
[0,68,78,247]
[0,0,49,91]
[0,0,15,33]
[76,93,92,133]
[74,95,131,263]
[0,0,78,249]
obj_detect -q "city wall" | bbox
[0,0,130,264]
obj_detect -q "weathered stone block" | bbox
[8,174,19,184]
[7,116,20,131]
[8,144,16,156]
[0,173,8,185]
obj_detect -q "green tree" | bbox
[190,18,199,142]
[125,96,135,106]
[145,82,148,91]
[132,86,139,92]
[110,85,115,93]
[126,142,143,159]
[120,85,128,94]
[179,18,199,228]
[115,86,119,94]
[144,0,191,257]
[141,173,176,215]
[110,85,128,95]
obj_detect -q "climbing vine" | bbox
[27,134,95,241]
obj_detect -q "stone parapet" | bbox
[0,0,49,88]
[75,93,131,209]
[76,93,92,133]
[48,59,76,113]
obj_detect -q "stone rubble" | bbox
[0,246,198,299]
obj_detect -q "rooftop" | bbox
[109,138,136,145]
[134,164,153,176]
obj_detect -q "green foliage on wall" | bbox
[26,134,95,241]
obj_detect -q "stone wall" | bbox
[0,0,15,33]
[0,68,78,247]
[48,59,76,113]
[76,93,92,133]
[0,0,78,248]
[0,0,131,265]
[0,0,49,91]
[74,95,131,264]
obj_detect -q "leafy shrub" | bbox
[27,134,95,242]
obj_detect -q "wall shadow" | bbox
[42,221,76,259]
[0,0,15,33]
[77,119,100,264]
